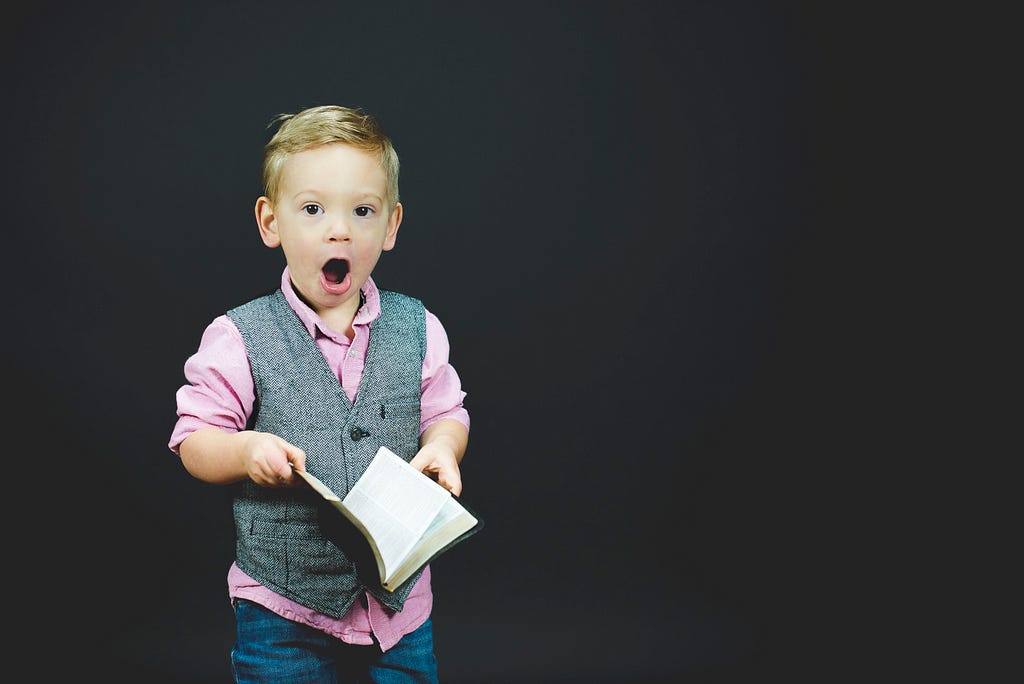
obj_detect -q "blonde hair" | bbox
[261,105,400,208]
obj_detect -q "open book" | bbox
[294,446,482,592]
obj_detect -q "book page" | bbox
[341,447,450,580]
[422,496,477,544]
[388,496,478,589]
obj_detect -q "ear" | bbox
[382,202,403,251]
[255,196,281,248]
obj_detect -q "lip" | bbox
[320,270,351,295]
[320,258,352,295]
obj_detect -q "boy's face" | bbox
[256,143,401,321]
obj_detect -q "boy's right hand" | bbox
[240,431,307,487]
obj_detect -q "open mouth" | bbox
[322,258,349,284]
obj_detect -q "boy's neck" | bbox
[289,279,364,341]
[318,289,365,341]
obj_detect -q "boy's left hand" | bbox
[409,442,462,496]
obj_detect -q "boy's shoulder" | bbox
[378,288,423,309]
[378,289,426,330]
[227,286,283,315]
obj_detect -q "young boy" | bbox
[169,105,470,683]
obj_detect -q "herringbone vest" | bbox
[227,288,425,616]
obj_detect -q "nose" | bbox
[325,217,351,242]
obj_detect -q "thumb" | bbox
[283,442,307,473]
[436,466,463,497]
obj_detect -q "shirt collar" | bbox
[280,267,381,339]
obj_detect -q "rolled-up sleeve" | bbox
[168,315,256,454]
[419,309,470,435]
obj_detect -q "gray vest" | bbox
[226,288,426,616]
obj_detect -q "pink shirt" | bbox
[169,268,470,650]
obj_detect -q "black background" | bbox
[4,1,878,681]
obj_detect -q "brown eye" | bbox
[302,204,322,216]
[354,206,373,217]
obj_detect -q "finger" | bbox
[275,462,301,486]
[407,453,429,473]
[254,456,291,486]
[254,471,282,487]
[286,446,307,472]
[438,470,462,497]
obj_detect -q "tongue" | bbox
[323,259,349,284]
[321,259,351,295]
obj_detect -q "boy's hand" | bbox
[240,431,307,487]
[409,442,462,496]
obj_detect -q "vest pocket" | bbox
[376,399,420,456]
[245,518,355,584]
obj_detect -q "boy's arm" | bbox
[172,316,304,488]
[180,427,307,487]
[410,418,468,496]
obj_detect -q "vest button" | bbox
[350,428,368,441]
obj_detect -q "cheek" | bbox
[280,234,319,263]
[358,232,387,255]
[354,243,379,263]
[284,227,317,248]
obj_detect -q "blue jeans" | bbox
[230,598,439,684]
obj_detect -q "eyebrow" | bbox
[290,189,385,203]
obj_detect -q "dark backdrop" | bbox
[5,2,866,681]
